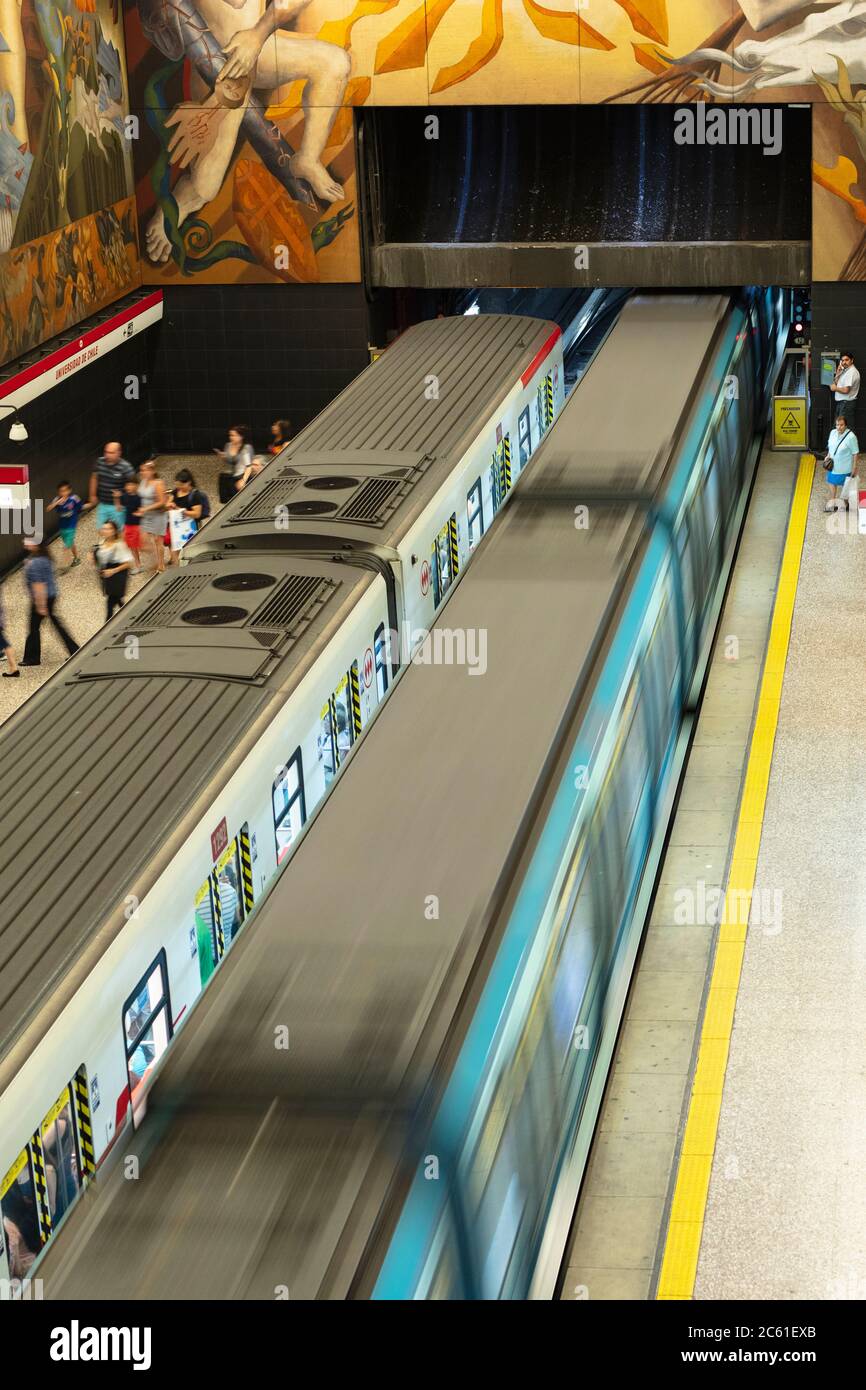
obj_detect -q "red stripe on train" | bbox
[520,327,561,387]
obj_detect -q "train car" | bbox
[0,314,565,1289]
[37,290,788,1300]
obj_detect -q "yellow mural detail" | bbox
[431,0,505,95]
[632,42,670,76]
[813,157,866,227]
[613,0,669,47]
[233,159,320,283]
[375,0,456,75]
[522,0,614,51]
[317,0,401,50]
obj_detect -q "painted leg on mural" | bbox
[254,36,351,203]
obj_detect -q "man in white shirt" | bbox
[832,352,860,428]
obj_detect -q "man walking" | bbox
[831,352,860,429]
[87,442,135,531]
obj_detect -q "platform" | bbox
[560,442,820,1300]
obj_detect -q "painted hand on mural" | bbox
[220,27,265,78]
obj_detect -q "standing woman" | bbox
[137,459,167,572]
[824,414,860,512]
[215,425,255,501]
[20,539,79,666]
[268,419,291,456]
[91,520,134,620]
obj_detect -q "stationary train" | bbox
[0,314,566,1287]
[38,289,789,1299]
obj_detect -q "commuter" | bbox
[2,1172,40,1279]
[167,469,210,565]
[21,539,79,666]
[92,520,134,620]
[137,459,167,573]
[831,352,860,428]
[46,480,83,567]
[86,442,134,530]
[823,415,860,512]
[0,583,19,676]
[215,425,255,502]
[121,476,143,573]
[268,418,292,455]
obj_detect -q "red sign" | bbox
[420,560,430,596]
[0,466,28,485]
[363,646,374,688]
[210,817,228,863]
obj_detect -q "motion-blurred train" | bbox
[0,314,565,1286]
[38,289,789,1299]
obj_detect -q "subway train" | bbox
[37,289,789,1299]
[0,313,566,1287]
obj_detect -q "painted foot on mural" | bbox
[145,207,174,264]
[289,152,343,204]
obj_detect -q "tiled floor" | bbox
[694,461,866,1301]
[560,445,796,1300]
[0,454,221,726]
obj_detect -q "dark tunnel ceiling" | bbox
[370,105,811,246]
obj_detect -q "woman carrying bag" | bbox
[824,414,860,513]
[92,520,134,620]
[215,424,255,502]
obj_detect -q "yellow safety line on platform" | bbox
[656,452,815,1300]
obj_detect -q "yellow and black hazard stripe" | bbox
[501,433,512,494]
[212,871,225,958]
[448,514,459,580]
[30,1130,51,1243]
[239,824,254,914]
[544,372,554,427]
[349,662,362,740]
[74,1067,96,1180]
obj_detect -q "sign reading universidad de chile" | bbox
[772,397,808,450]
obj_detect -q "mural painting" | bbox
[0,0,138,367]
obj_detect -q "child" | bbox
[0,583,19,676]
[121,475,142,573]
[46,481,83,567]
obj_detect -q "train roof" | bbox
[41,489,646,1299]
[0,552,375,1073]
[517,294,730,502]
[185,313,559,558]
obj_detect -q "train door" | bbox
[374,623,390,700]
[123,951,172,1118]
[536,370,554,438]
[194,825,253,985]
[0,1066,93,1287]
[318,673,355,788]
[431,514,458,606]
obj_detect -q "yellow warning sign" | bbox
[773,396,807,450]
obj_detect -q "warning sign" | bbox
[772,396,807,450]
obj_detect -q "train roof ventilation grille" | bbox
[231,476,302,523]
[181,605,248,626]
[336,476,403,525]
[247,574,337,634]
[135,573,210,627]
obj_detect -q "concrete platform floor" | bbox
[693,461,866,1301]
[560,445,796,1300]
[0,454,221,726]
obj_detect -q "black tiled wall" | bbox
[148,284,372,454]
[0,336,151,575]
[810,282,866,451]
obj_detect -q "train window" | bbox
[518,406,531,467]
[194,876,219,985]
[374,623,389,700]
[490,454,503,515]
[123,950,172,1106]
[1,1148,40,1281]
[467,478,484,550]
[477,1110,526,1298]
[677,523,697,626]
[702,449,722,572]
[214,838,245,950]
[273,749,306,866]
[596,775,626,935]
